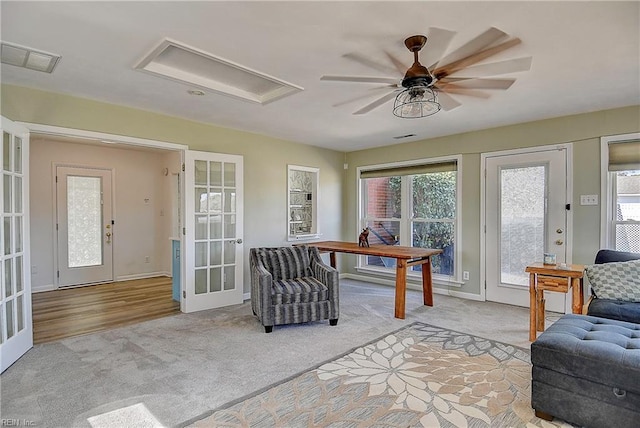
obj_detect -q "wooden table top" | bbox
[303,240,442,260]
[525,262,585,277]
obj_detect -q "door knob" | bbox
[556,228,563,234]
[106,232,112,244]
[235,238,243,244]
[555,239,563,245]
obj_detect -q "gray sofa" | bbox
[586,249,640,323]
[531,249,640,427]
[250,245,339,333]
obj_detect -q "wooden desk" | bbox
[525,263,585,341]
[304,241,442,319]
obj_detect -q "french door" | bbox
[183,151,243,313]
[56,166,113,287]
[1,116,31,373]
[485,147,569,312]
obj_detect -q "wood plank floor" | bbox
[32,276,180,344]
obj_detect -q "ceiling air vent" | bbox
[1,41,60,73]
[134,39,303,105]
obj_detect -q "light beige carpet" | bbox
[190,323,573,427]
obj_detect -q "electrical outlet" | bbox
[463,271,470,281]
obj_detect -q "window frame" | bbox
[600,132,640,250]
[356,155,463,286]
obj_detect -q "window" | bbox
[287,165,320,240]
[601,134,640,252]
[359,157,460,281]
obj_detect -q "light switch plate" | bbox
[580,194,599,205]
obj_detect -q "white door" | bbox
[1,116,32,373]
[183,151,243,312]
[56,166,114,287]
[485,148,569,311]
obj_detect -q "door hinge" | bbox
[565,203,571,210]
[182,227,186,236]
[55,176,58,183]
[484,280,486,290]
[57,270,60,278]
[484,224,486,233]
[56,223,58,231]
[182,290,186,299]
[484,169,487,178]
[182,163,185,172]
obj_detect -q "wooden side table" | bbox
[525,263,585,341]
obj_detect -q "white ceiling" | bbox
[1,1,638,152]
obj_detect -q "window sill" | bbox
[287,233,322,242]
[355,266,463,288]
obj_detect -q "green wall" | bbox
[344,105,640,296]
[2,84,639,299]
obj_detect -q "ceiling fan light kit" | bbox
[393,86,440,118]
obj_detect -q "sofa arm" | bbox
[309,248,339,301]
[249,250,275,326]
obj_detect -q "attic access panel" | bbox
[135,39,303,104]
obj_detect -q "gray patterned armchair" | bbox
[250,245,339,333]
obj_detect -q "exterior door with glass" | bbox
[485,148,568,311]
[1,116,32,373]
[56,166,113,287]
[184,151,243,313]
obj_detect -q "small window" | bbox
[601,135,640,252]
[287,165,320,241]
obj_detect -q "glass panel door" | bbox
[184,151,243,313]
[56,166,113,287]
[485,148,568,312]
[1,116,32,373]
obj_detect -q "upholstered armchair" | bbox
[250,245,339,333]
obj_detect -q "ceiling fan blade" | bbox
[353,91,399,115]
[321,75,400,85]
[434,37,522,77]
[343,52,401,76]
[448,57,532,78]
[434,90,462,111]
[423,28,457,70]
[434,27,509,70]
[332,86,397,108]
[440,86,491,99]
[437,78,516,90]
[383,50,408,76]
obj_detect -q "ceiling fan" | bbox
[321,27,532,117]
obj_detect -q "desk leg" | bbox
[394,259,407,319]
[329,251,336,269]
[529,273,536,341]
[572,277,583,314]
[422,257,434,307]
[536,290,545,332]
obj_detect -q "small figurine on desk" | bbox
[358,227,370,247]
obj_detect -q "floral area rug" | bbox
[191,323,572,427]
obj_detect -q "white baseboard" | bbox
[31,284,56,293]
[341,273,484,302]
[116,271,171,281]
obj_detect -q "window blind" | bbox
[360,160,457,179]
[608,140,640,171]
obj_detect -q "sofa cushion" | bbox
[272,277,328,304]
[257,246,311,281]
[585,259,640,302]
[587,298,640,324]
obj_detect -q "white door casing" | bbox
[1,116,32,373]
[56,166,114,287]
[183,150,243,313]
[485,147,570,312]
